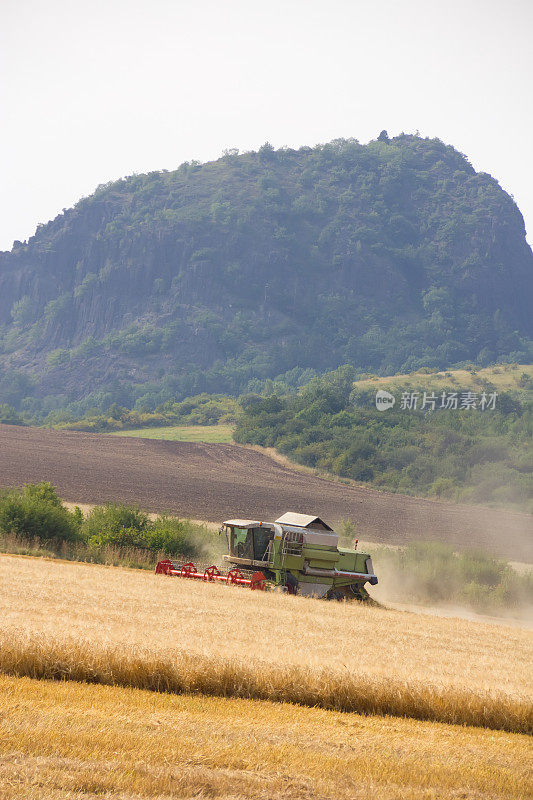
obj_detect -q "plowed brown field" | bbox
[0,423,531,560]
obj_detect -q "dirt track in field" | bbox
[0,424,531,561]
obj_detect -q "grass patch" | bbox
[108,423,234,442]
[352,363,533,393]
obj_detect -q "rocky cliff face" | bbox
[0,134,532,411]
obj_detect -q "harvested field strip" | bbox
[2,677,531,800]
[0,634,531,734]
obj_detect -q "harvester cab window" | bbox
[252,526,273,561]
[230,527,254,559]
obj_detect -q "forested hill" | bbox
[1,134,532,414]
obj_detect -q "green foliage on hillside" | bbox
[0,404,24,425]
[233,366,533,512]
[49,394,239,432]
[0,134,532,414]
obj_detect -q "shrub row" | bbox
[0,482,202,560]
[373,540,533,612]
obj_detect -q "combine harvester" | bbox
[156,512,378,600]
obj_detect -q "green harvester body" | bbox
[222,512,377,599]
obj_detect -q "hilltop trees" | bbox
[0,135,531,415]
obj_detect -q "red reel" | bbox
[203,565,220,581]
[227,568,244,584]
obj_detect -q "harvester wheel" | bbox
[347,584,371,601]
[203,565,220,581]
[326,588,346,602]
[284,573,298,595]
[344,584,380,605]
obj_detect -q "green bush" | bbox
[53,393,240,433]
[0,487,203,561]
[0,482,81,544]
[0,404,23,425]
[0,486,209,567]
[80,504,149,542]
[81,503,199,557]
[143,515,201,557]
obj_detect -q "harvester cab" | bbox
[221,512,378,600]
[225,519,274,563]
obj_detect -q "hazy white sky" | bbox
[1,0,532,251]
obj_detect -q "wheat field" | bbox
[0,554,531,732]
[1,674,531,800]
[1,553,532,799]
